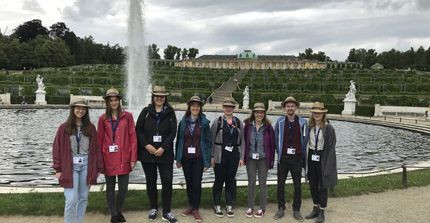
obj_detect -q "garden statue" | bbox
[36,75,45,91]
[243,85,250,110]
[345,80,356,101]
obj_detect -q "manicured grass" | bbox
[0,169,429,216]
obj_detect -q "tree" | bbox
[181,48,188,60]
[148,43,161,59]
[11,19,49,42]
[49,22,70,39]
[188,48,199,59]
[0,48,9,69]
[298,48,330,61]
[175,47,181,60]
[164,45,178,60]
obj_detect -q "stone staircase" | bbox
[208,70,247,104]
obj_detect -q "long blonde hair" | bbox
[308,112,328,129]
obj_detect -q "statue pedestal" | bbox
[35,89,47,105]
[342,98,356,115]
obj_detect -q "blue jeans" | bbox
[64,156,89,223]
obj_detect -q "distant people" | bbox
[305,102,337,223]
[273,96,307,222]
[52,98,103,223]
[211,97,245,218]
[97,88,137,223]
[243,103,275,218]
[136,86,178,223]
[175,96,212,222]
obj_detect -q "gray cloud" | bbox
[62,0,119,22]
[22,0,45,14]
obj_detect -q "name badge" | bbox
[153,135,162,143]
[311,154,320,162]
[252,153,260,160]
[109,144,119,153]
[224,146,234,152]
[73,157,83,164]
[287,147,296,155]
[188,147,196,154]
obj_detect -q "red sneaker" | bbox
[193,210,203,222]
[181,207,193,217]
[254,209,265,218]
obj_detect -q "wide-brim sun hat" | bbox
[310,101,328,113]
[253,102,266,111]
[281,96,300,108]
[152,85,169,96]
[222,97,237,107]
[103,87,123,100]
[70,97,89,107]
[187,95,204,106]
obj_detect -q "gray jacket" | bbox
[210,116,245,164]
[305,123,338,189]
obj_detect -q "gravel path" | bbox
[3,185,430,223]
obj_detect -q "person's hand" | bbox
[145,145,157,154]
[154,147,165,156]
[55,172,62,179]
[211,158,215,168]
[203,167,209,172]
[176,162,182,169]
[97,172,100,178]
[131,161,136,169]
[239,160,244,167]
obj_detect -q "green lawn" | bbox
[1,169,429,216]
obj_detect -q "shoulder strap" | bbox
[216,116,222,135]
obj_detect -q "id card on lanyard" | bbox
[153,112,163,143]
[312,127,321,162]
[75,129,82,154]
[109,116,121,153]
[187,120,197,154]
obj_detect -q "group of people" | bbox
[52,85,337,223]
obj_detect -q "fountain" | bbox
[126,0,150,111]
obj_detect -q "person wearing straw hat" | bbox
[97,88,137,223]
[175,95,212,222]
[52,98,104,223]
[211,96,245,218]
[243,103,276,218]
[304,102,337,223]
[274,96,307,222]
[136,85,178,223]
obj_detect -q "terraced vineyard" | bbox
[1,64,429,113]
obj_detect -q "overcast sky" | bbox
[1,0,429,60]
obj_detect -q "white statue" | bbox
[345,80,356,101]
[36,75,45,91]
[243,85,250,110]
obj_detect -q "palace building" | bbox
[174,50,361,70]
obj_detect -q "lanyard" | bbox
[314,127,321,153]
[155,110,163,135]
[224,117,237,135]
[75,128,82,154]
[109,115,121,143]
[253,122,263,152]
[187,120,198,147]
[287,120,294,145]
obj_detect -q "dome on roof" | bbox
[238,50,257,59]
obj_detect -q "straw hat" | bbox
[310,101,328,113]
[222,97,237,107]
[152,85,169,96]
[187,95,204,106]
[70,97,89,107]
[281,96,300,108]
[103,87,123,100]
[253,102,266,111]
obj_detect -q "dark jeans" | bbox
[105,174,130,217]
[307,151,328,208]
[213,150,240,206]
[277,156,302,211]
[142,162,173,214]
[182,157,204,210]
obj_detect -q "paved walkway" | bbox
[3,185,430,223]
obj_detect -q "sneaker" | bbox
[226,205,234,218]
[181,207,193,217]
[293,211,304,222]
[254,209,265,218]
[148,209,158,221]
[245,208,253,218]
[192,210,203,222]
[162,212,178,223]
[117,212,126,222]
[273,208,284,220]
[213,205,224,218]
